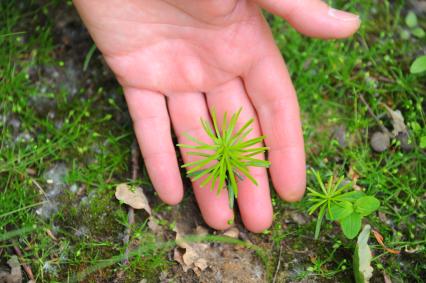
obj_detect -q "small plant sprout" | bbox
[177,108,270,208]
[307,170,380,240]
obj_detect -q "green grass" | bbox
[1,0,425,282]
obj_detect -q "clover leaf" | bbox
[329,201,353,221]
[354,196,380,216]
[340,212,362,239]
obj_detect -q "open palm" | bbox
[74,0,360,232]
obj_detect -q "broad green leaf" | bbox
[340,212,362,239]
[354,196,380,216]
[405,11,418,28]
[410,55,426,74]
[353,225,373,283]
[329,201,353,221]
[412,27,425,38]
[336,191,365,201]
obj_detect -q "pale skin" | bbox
[74,0,360,232]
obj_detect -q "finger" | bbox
[206,78,273,233]
[163,0,239,20]
[168,92,234,230]
[124,88,183,205]
[255,0,360,39]
[244,48,306,202]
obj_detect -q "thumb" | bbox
[255,0,361,39]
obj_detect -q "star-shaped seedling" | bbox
[177,108,270,208]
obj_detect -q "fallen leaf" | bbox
[353,225,373,283]
[182,247,199,266]
[372,230,400,254]
[173,248,189,272]
[0,256,22,283]
[173,223,210,275]
[115,183,151,214]
[194,258,208,271]
[147,218,162,235]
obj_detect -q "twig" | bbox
[123,141,139,265]
[272,242,283,283]
[31,177,48,198]
[46,229,58,241]
[13,244,35,281]
[131,141,140,181]
[358,94,390,135]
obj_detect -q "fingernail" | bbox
[328,8,360,22]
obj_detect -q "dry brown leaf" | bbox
[147,218,162,235]
[372,229,400,254]
[173,223,211,275]
[174,248,191,272]
[115,183,151,214]
[182,247,199,266]
[194,258,208,271]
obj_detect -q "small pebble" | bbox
[332,125,346,148]
[370,131,390,152]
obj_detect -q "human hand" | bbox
[74,0,360,232]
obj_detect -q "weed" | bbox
[307,170,380,239]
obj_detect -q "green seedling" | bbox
[177,108,270,208]
[307,170,380,240]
